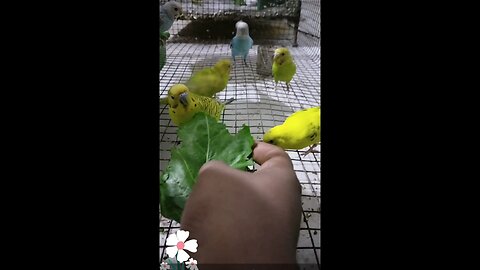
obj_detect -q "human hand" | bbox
[180,142,302,264]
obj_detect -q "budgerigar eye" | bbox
[174,8,178,11]
[171,96,175,99]
[281,53,285,56]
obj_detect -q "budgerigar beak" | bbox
[179,92,188,107]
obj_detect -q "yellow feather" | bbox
[263,107,321,150]
[185,59,231,97]
[272,47,296,91]
[167,84,229,126]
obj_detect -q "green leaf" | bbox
[160,31,170,41]
[160,112,255,222]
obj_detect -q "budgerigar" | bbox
[160,1,183,33]
[263,107,321,156]
[272,47,297,92]
[185,59,232,98]
[166,84,235,126]
[230,20,253,65]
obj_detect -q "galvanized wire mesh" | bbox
[161,0,302,45]
[160,0,320,267]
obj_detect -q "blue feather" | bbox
[160,8,174,33]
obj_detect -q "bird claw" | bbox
[302,144,320,157]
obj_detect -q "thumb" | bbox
[198,160,245,180]
[198,160,230,174]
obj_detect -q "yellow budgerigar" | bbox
[263,106,321,156]
[166,84,234,126]
[185,59,232,98]
[272,47,296,92]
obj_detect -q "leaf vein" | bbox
[205,114,211,161]
[176,151,195,184]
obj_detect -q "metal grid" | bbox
[160,0,301,19]
[161,0,302,46]
[160,0,320,268]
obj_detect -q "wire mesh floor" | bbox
[160,38,320,268]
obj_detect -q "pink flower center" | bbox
[176,241,185,250]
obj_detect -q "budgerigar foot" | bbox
[286,83,292,92]
[302,144,320,157]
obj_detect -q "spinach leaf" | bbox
[160,112,254,222]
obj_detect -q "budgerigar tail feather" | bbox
[224,97,235,105]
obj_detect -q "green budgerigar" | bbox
[272,47,296,92]
[166,84,234,126]
[185,59,232,98]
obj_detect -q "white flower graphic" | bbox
[186,258,198,270]
[165,230,198,263]
[160,261,171,270]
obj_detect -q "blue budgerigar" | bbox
[160,1,183,33]
[230,20,254,65]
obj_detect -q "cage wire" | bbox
[160,0,320,267]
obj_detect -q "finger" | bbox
[198,160,235,176]
[197,160,249,185]
[188,160,243,212]
[252,142,293,171]
[253,141,290,165]
[252,142,302,198]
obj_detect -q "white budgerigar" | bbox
[230,20,254,65]
[160,1,183,33]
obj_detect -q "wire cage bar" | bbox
[160,0,320,268]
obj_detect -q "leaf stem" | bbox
[205,114,210,161]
